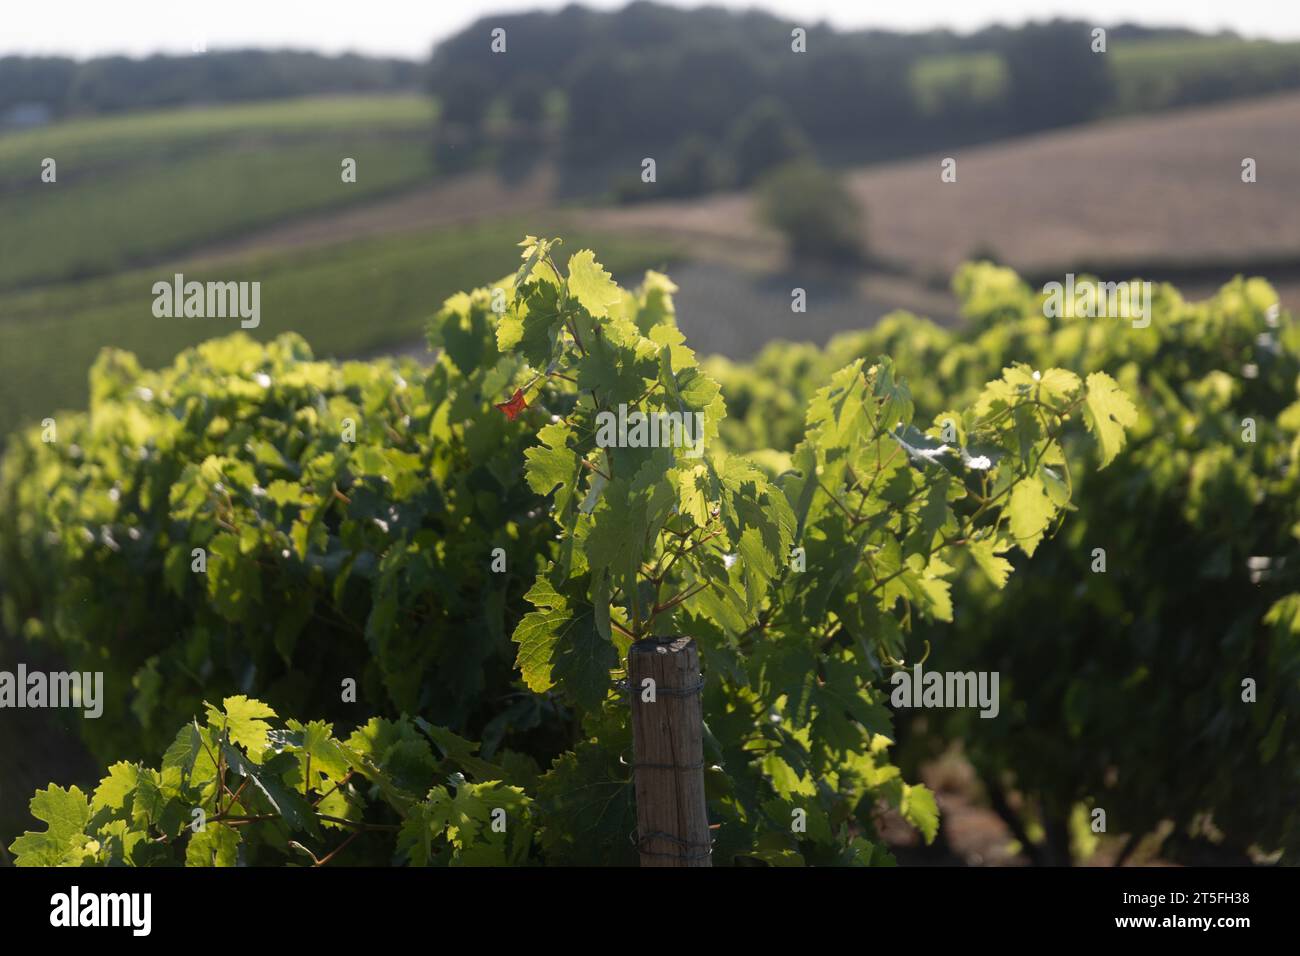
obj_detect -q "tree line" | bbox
[0,50,419,122]
[427,2,1293,198]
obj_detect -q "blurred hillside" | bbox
[428,2,1300,198]
[589,90,1300,319]
[0,49,419,124]
[4,2,1300,434]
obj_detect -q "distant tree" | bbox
[785,47,914,149]
[508,81,548,126]
[661,42,767,141]
[433,67,494,128]
[725,97,813,187]
[758,161,865,265]
[423,5,1293,196]
[0,51,420,117]
[1002,20,1114,130]
[563,53,654,145]
[665,135,734,197]
[0,56,78,118]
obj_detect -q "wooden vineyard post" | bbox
[628,637,712,867]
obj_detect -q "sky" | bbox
[5,0,1298,59]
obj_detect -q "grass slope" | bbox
[910,36,1300,118]
[0,221,676,437]
[0,95,437,290]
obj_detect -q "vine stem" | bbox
[651,581,710,617]
[579,457,611,481]
[314,829,363,867]
[656,527,722,582]
[218,812,399,833]
[313,771,354,808]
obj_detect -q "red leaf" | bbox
[495,388,528,421]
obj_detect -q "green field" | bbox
[0,220,676,436]
[6,40,1298,436]
[909,52,1007,115]
[0,95,438,290]
[1110,37,1300,112]
[910,36,1300,118]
